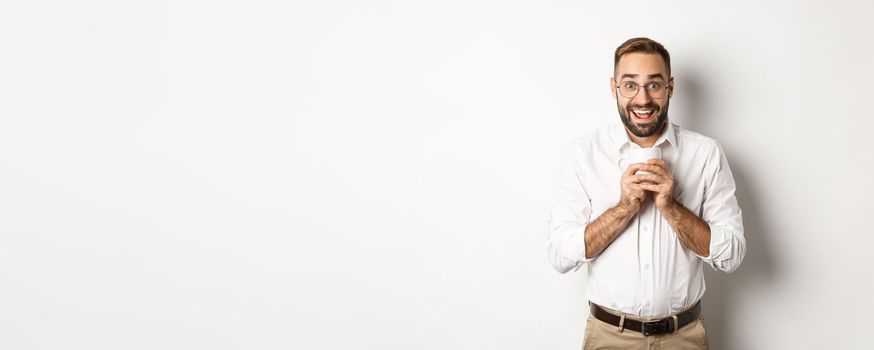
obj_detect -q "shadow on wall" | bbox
[677,68,780,350]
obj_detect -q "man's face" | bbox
[611,52,674,138]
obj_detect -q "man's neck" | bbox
[626,122,667,148]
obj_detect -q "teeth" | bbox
[633,109,653,115]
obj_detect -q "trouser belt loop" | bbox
[671,315,679,334]
[618,313,625,333]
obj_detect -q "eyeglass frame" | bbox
[611,78,673,99]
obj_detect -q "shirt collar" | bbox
[610,120,678,152]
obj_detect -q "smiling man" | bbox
[546,38,746,349]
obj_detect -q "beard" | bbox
[617,100,669,138]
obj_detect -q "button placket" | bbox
[638,199,655,314]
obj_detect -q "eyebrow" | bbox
[619,73,666,80]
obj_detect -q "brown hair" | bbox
[614,37,671,77]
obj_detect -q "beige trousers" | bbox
[582,312,709,350]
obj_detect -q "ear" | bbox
[668,76,674,98]
[610,77,617,99]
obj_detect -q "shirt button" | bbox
[642,225,648,231]
[644,264,650,269]
[646,302,651,307]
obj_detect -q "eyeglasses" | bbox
[614,80,670,99]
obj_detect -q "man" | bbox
[546,37,745,350]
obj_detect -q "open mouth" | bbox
[631,108,656,121]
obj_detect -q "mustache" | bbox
[627,103,660,111]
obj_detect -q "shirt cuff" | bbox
[696,223,731,270]
[567,224,591,271]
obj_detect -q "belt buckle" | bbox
[641,319,671,336]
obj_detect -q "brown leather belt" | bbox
[589,301,701,336]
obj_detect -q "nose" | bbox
[632,86,652,105]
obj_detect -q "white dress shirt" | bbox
[546,121,745,317]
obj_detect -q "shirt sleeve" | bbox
[696,141,746,273]
[546,144,595,274]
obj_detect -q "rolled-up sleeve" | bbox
[546,145,594,274]
[697,141,746,273]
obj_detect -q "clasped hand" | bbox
[619,159,676,212]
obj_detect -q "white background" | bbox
[1,1,872,349]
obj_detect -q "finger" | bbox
[628,183,645,191]
[645,159,671,171]
[623,182,641,193]
[631,174,666,188]
[639,182,654,192]
[628,169,666,183]
[623,163,644,177]
[632,184,649,195]
[639,164,669,177]
[639,182,663,193]
[646,158,667,166]
[632,173,661,184]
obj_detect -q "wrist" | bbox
[616,200,639,216]
[660,198,680,213]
